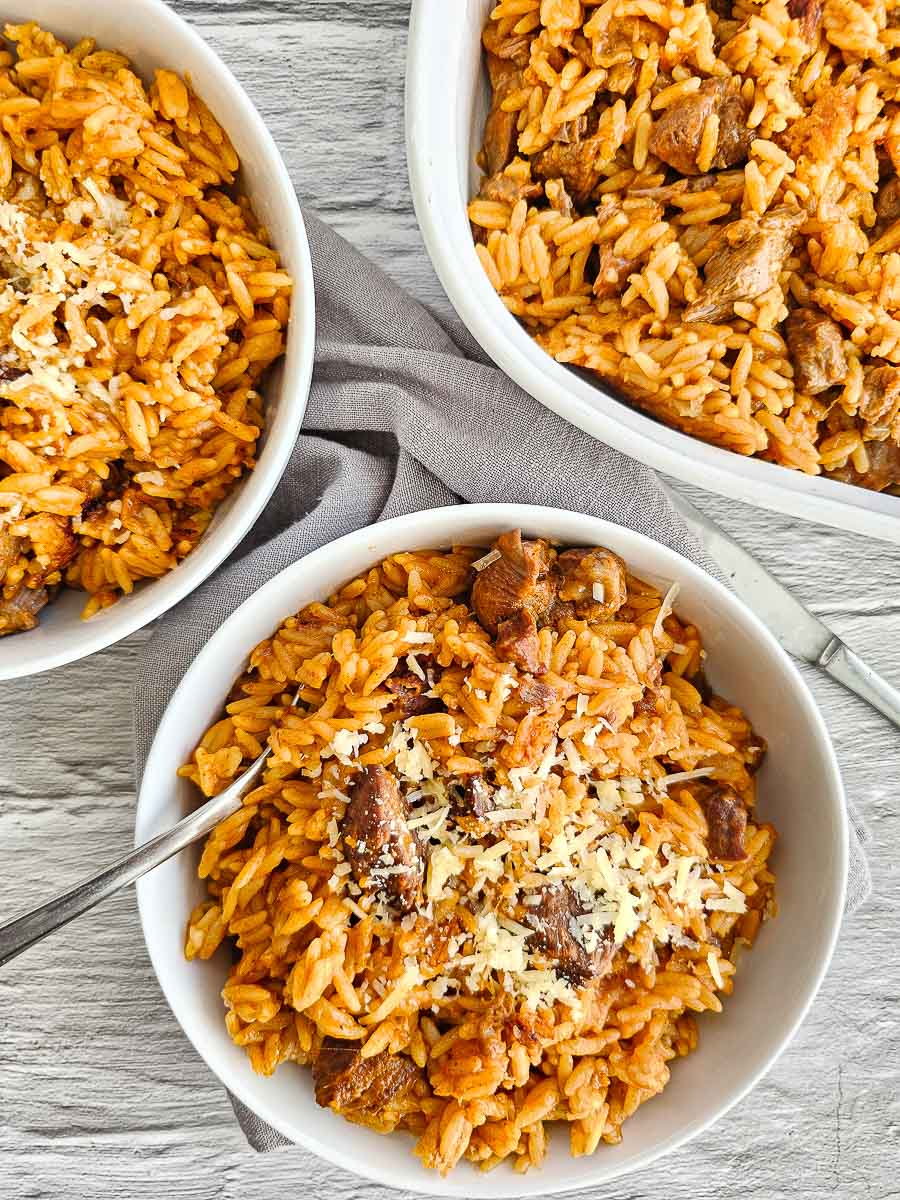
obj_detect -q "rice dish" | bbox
[183,531,776,1174]
[0,23,291,634]
[469,0,900,493]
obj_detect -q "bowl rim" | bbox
[135,502,849,1196]
[0,0,315,680]
[404,0,900,545]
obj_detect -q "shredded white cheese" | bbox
[485,807,531,823]
[407,805,449,837]
[653,580,681,640]
[323,728,368,765]
[406,653,426,680]
[706,880,747,913]
[656,768,716,789]
[387,724,435,782]
[426,845,463,900]
[582,716,615,746]
[561,738,590,777]
[707,950,724,989]
[472,548,501,572]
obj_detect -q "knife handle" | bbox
[819,636,900,731]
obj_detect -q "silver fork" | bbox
[0,688,301,968]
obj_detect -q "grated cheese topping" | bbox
[336,767,753,1009]
[706,880,748,913]
[655,767,716,789]
[387,723,436,782]
[311,606,756,1013]
[323,728,369,766]
[707,950,724,989]
[406,653,426,680]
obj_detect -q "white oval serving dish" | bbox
[136,502,847,1196]
[405,0,900,544]
[0,0,315,679]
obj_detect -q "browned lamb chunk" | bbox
[532,128,605,206]
[0,532,20,576]
[787,0,822,42]
[481,88,519,176]
[858,364,900,439]
[313,1037,419,1114]
[478,168,543,206]
[556,116,588,145]
[650,79,752,176]
[496,607,542,674]
[482,19,531,68]
[700,787,749,860]
[0,514,71,636]
[480,31,529,176]
[593,246,637,300]
[556,546,628,619]
[743,736,767,774]
[342,766,423,913]
[784,307,848,395]
[525,884,616,985]
[450,776,496,822]
[683,205,805,323]
[518,675,559,711]
[0,582,48,636]
[16,512,77,574]
[471,531,556,635]
[545,177,574,217]
[876,177,900,231]
[829,440,900,491]
[384,669,443,718]
[0,363,24,385]
[634,688,660,716]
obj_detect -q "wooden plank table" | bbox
[0,2,897,1195]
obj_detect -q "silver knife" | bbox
[663,481,900,731]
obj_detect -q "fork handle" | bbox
[0,748,269,969]
[819,636,900,732]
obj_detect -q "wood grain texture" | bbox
[0,1,897,1196]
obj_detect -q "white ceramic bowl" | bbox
[406,0,900,544]
[0,0,315,680]
[136,503,848,1196]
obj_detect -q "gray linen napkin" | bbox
[134,212,871,1152]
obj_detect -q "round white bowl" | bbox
[405,0,900,545]
[136,503,848,1196]
[0,0,315,680]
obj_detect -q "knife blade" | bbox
[662,480,900,731]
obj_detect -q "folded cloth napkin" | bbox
[134,212,871,1152]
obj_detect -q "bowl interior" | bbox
[136,503,847,1197]
[405,0,900,543]
[0,0,314,678]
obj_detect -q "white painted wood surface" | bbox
[1,2,898,1196]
